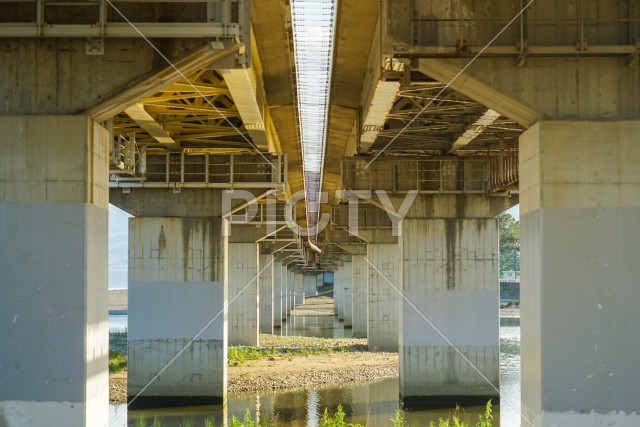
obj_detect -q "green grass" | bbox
[228,344,351,365]
[108,349,127,373]
[427,400,493,427]
[320,405,364,427]
[133,401,493,427]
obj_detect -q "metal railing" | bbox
[110,152,286,189]
[489,148,519,193]
[341,157,491,194]
[0,0,248,40]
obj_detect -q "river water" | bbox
[108,315,521,426]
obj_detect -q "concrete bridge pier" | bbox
[226,226,262,347]
[351,254,368,338]
[367,243,401,352]
[399,215,500,408]
[303,274,317,298]
[333,264,342,317]
[341,261,353,328]
[519,121,640,426]
[272,256,283,328]
[293,272,305,306]
[287,268,296,317]
[127,216,226,406]
[0,116,110,426]
[280,261,291,322]
[258,248,273,335]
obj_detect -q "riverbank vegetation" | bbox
[133,401,493,427]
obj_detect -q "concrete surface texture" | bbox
[258,253,274,334]
[333,265,342,317]
[351,255,368,338]
[108,289,128,312]
[367,244,400,352]
[0,116,109,426]
[399,218,500,405]
[272,257,283,328]
[520,121,640,426]
[294,273,305,306]
[128,217,226,404]
[342,261,353,328]
[226,242,259,347]
[303,274,317,298]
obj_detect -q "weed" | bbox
[319,405,363,427]
[109,350,127,373]
[134,417,146,427]
[390,409,406,427]
[476,400,493,427]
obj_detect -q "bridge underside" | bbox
[1,1,640,426]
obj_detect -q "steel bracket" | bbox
[85,37,104,55]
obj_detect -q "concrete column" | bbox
[294,273,305,306]
[258,252,273,334]
[128,218,226,406]
[303,274,317,297]
[281,263,289,320]
[399,219,499,407]
[367,244,400,351]
[519,121,640,426]
[227,242,259,346]
[342,261,353,328]
[336,266,347,320]
[272,257,282,328]
[335,267,342,316]
[288,269,295,314]
[352,255,368,338]
[0,116,109,426]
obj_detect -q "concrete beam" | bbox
[221,68,269,150]
[123,103,176,145]
[359,80,401,153]
[448,109,500,153]
[419,58,541,128]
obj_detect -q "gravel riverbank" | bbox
[109,334,398,404]
[229,335,397,395]
[109,305,520,403]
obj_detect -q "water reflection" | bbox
[110,317,521,426]
[279,315,349,338]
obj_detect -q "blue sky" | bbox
[108,203,520,288]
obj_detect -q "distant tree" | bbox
[496,212,520,273]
